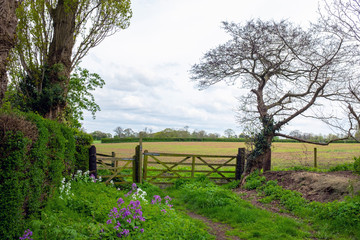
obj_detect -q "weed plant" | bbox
[20,171,213,239]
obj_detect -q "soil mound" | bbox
[262,171,360,202]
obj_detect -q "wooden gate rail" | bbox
[90,145,246,185]
[89,145,136,185]
[143,150,244,184]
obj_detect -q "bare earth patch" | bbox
[185,211,241,240]
[262,170,360,202]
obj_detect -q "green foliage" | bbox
[74,129,93,171]
[221,180,241,189]
[309,195,360,235]
[354,156,360,175]
[0,131,29,239]
[65,67,105,128]
[8,65,66,117]
[25,174,213,239]
[329,162,354,172]
[250,173,360,238]
[258,181,307,212]
[178,180,239,209]
[0,110,92,238]
[243,170,266,190]
[8,65,105,128]
[167,176,312,239]
[10,0,132,119]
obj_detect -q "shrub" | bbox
[354,156,360,175]
[0,131,30,238]
[74,129,93,171]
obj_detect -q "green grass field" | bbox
[94,142,360,170]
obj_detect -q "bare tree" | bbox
[224,128,236,138]
[0,0,21,104]
[114,126,124,138]
[190,19,347,174]
[123,128,136,138]
[318,0,360,140]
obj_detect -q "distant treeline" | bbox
[91,127,358,144]
[100,137,358,143]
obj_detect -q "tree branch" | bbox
[275,133,350,145]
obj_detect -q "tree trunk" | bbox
[263,148,271,172]
[45,0,78,120]
[245,132,274,174]
[0,0,18,104]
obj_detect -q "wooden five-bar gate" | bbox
[89,143,246,185]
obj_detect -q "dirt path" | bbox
[185,211,241,240]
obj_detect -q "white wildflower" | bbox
[132,188,148,204]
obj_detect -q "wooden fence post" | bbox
[89,145,97,178]
[236,148,245,180]
[139,138,143,183]
[191,156,196,178]
[314,147,318,168]
[143,150,148,181]
[133,145,142,183]
[111,152,116,167]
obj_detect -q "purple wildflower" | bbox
[164,195,172,204]
[19,229,33,240]
[114,221,121,230]
[90,174,96,183]
[151,195,161,204]
[117,198,124,205]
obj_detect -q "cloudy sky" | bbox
[80,0,331,136]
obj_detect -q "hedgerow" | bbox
[0,110,92,238]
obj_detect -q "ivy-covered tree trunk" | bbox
[0,0,18,104]
[245,116,275,174]
[45,0,78,120]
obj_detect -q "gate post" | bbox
[133,145,142,183]
[143,150,148,181]
[235,148,245,180]
[89,145,97,178]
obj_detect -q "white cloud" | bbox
[80,0,328,136]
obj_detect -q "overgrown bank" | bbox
[239,170,360,239]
